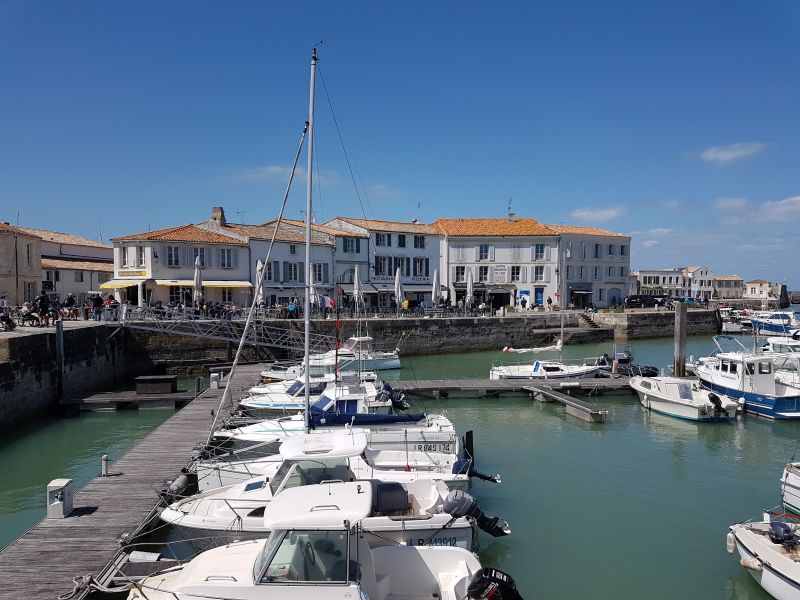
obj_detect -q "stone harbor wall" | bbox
[591,309,722,340]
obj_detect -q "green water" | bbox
[1,336,789,598]
[385,335,783,600]
[0,408,174,550]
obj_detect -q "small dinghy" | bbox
[728,518,800,600]
[630,376,738,421]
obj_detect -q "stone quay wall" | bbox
[591,309,722,340]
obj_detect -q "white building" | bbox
[435,218,560,309]
[107,208,340,307]
[324,218,440,307]
[0,222,41,305]
[635,265,715,300]
[18,227,112,306]
[743,279,774,301]
[683,265,715,300]
[546,225,631,308]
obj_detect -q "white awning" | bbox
[155,279,252,288]
[203,281,253,288]
[99,279,143,289]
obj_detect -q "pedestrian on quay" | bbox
[546,296,553,310]
[520,296,527,311]
[36,290,50,327]
[0,293,8,315]
[92,294,103,321]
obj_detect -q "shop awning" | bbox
[100,279,143,289]
[155,279,253,288]
[202,281,253,288]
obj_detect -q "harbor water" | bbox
[0,335,792,599]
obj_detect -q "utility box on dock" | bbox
[210,373,220,389]
[46,479,74,518]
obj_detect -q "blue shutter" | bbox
[323,263,329,283]
[425,258,430,277]
[355,238,361,253]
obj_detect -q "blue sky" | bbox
[1,1,798,285]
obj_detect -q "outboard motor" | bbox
[463,431,501,484]
[708,393,728,418]
[467,567,523,600]
[443,490,511,537]
[769,522,800,549]
[391,391,410,411]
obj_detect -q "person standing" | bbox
[92,294,103,321]
[520,296,527,310]
[36,291,50,327]
[546,296,553,310]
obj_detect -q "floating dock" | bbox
[0,365,260,600]
[391,376,633,397]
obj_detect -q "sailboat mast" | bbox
[304,48,317,434]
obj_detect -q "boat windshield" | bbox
[341,338,362,352]
[257,529,350,584]
[284,380,327,397]
[269,458,351,495]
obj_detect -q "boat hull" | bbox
[699,380,800,420]
[732,527,800,600]
[639,395,732,421]
[781,465,800,516]
[489,366,599,380]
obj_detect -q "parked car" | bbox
[625,295,659,308]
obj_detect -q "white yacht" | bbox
[751,311,800,336]
[129,480,523,600]
[198,430,473,493]
[630,376,737,421]
[727,517,800,600]
[489,359,599,380]
[781,463,800,516]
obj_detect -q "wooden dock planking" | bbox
[0,364,261,600]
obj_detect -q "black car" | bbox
[625,295,670,309]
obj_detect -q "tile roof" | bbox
[746,278,770,284]
[331,217,437,235]
[41,258,114,272]
[224,222,334,246]
[434,218,556,237]
[0,222,40,237]
[714,275,742,281]
[113,224,247,245]
[265,218,360,238]
[17,227,111,248]
[544,224,628,238]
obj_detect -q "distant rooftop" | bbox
[544,224,628,238]
[114,223,247,245]
[17,227,111,249]
[0,222,40,238]
[434,217,555,237]
[327,217,436,235]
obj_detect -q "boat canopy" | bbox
[263,481,372,530]
[279,431,368,461]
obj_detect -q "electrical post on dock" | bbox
[673,301,687,377]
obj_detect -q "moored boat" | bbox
[727,518,800,600]
[489,360,599,380]
[630,375,737,421]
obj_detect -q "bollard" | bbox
[101,454,109,476]
[195,376,203,397]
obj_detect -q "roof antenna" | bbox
[235,211,248,224]
[97,223,104,243]
[507,197,515,221]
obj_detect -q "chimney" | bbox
[210,206,226,227]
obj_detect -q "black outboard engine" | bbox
[707,393,728,418]
[443,490,511,537]
[467,567,523,600]
[377,383,410,410]
[462,431,501,484]
[769,522,800,549]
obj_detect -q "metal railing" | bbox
[118,306,335,353]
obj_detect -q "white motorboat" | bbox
[198,430,473,493]
[751,311,800,336]
[259,337,401,382]
[130,478,523,600]
[489,359,600,380]
[630,376,737,421]
[239,375,382,416]
[781,463,800,516]
[762,336,800,355]
[161,472,509,550]
[697,349,800,419]
[727,517,800,600]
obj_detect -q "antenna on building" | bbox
[235,211,248,224]
[97,223,104,243]
[507,197,515,221]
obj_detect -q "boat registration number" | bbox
[414,536,458,546]
[414,444,452,453]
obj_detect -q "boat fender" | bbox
[443,490,511,537]
[740,556,762,571]
[467,567,524,600]
[726,532,736,554]
[168,474,189,496]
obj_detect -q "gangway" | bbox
[118,306,334,354]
